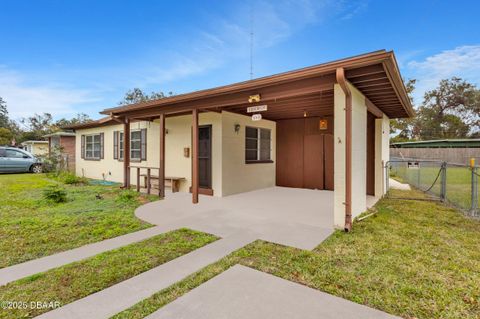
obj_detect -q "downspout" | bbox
[336,68,352,232]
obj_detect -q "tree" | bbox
[0,127,14,145]
[0,97,8,128]
[413,77,480,139]
[390,79,417,142]
[19,113,55,141]
[54,113,92,129]
[118,88,174,105]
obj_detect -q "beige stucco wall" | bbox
[75,121,161,183]
[163,112,223,194]
[26,143,49,156]
[375,115,390,196]
[334,83,380,228]
[75,111,275,198]
[221,111,276,196]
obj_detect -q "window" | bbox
[6,149,28,158]
[245,126,272,163]
[85,134,102,159]
[130,130,142,160]
[116,129,146,161]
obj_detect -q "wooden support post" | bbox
[147,168,151,195]
[159,113,166,198]
[192,109,199,204]
[123,117,131,188]
[136,167,140,192]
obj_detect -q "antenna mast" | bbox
[249,3,254,80]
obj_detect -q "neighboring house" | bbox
[65,50,413,230]
[391,139,480,165]
[20,140,49,156]
[43,131,76,171]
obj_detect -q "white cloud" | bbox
[407,45,480,104]
[0,66,100,121]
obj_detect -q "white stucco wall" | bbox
[221,111,276,196]
[333,83,374,228]
[375,115,390,196]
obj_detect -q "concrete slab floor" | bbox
[147,265,400,319]
[136,187,334,250]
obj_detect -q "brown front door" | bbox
[276,117,334,190]
[198,125,212,189]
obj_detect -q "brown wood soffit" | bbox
[99,50,413,120]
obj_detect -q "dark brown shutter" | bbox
[141,128,147,161]
[113,131,118,160]
[100,133,104,159]
[81,135,85,159]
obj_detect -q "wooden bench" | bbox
[140,174,185,193]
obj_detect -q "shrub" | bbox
[43,185,68,203]
[116,189,139,204]
[61,172,87,185]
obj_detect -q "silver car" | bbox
[0,147,43,173]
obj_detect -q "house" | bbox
[43,131,77,171]
[20,140,49,156]
[391,139,480,165]
[65,50,413,230]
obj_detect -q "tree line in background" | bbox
[1,80,478,146]
[0,88,171,146]
[391,77,480,142]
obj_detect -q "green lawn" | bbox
[114,189,480,319]
[390,164,477,212]
[0,173,155,268]
[0,228,218,319]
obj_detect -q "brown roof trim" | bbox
[100,50,413,118]
[62,116,118,130]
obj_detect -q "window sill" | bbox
[245,160,274,164]
[84,158,101,161]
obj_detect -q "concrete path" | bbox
[389,178,411,190]
[37,232,256,319]
[0,225,176,286]
[148,265,400,319]
[136,187,334,250]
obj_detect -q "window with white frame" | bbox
[117,130,143,161]
[245,126,272,163]
[85,134,102,159]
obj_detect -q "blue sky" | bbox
[1,0,479,121]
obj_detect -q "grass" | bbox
[0,173,156,268]
[0,228,218,319]
[390,164,477,212]
[114,189,480,319]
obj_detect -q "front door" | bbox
[198,125,212,189]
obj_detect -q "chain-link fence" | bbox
[387,158,479,217]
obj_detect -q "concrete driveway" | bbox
[136,187,334,250]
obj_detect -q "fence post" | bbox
[440,162,447,202]
[471,158,478,216]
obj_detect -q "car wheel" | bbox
[31,164,43,174]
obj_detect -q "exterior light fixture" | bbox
[234,124,241,134]
[303,111,307,117]
[248,94,261,103]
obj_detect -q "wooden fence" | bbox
[390,147,480,165]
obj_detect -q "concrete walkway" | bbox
[37,232,256,319]
[389,178,411,190]
[147,265,399,319]
[0,225,176,286]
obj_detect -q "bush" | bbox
[43,185,68,203]
[116,189,139,203]
[61,172,87,185]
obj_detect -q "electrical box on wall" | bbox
[184,147,190,158]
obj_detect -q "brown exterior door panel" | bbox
[303,134,324,189]
[276,119,304,188]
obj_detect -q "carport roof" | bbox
[101,50,414,119]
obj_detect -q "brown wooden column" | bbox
[192,109,199,204]
[123,117,131,188]
[158,113,166,198]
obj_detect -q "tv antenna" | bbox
[249,3,254,80]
